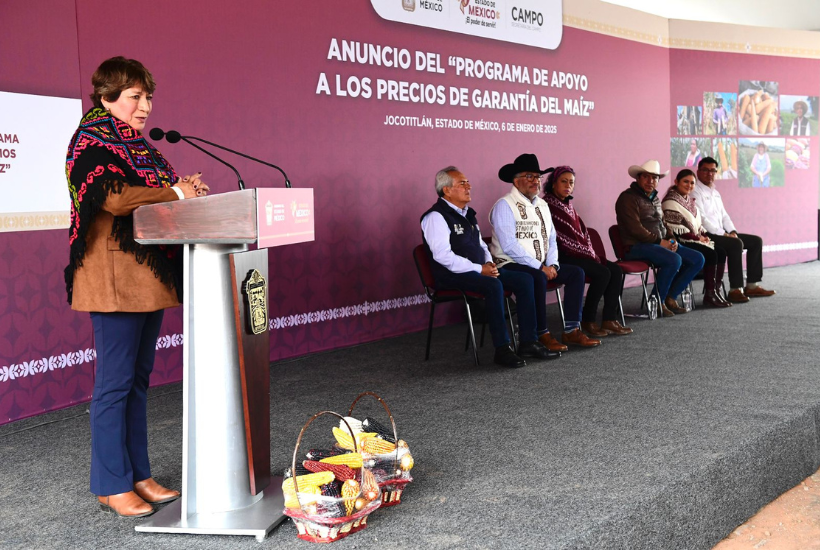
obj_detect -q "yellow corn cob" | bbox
[361,469,379,501]
[320,452,363,468]
[332,427,377,450]
[341,479,360,516]
[282,471,335,495]
[284,485,321,509]
[362,437,397,455]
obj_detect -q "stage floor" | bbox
[2,262,819,549]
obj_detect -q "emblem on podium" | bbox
[244,269,268,335]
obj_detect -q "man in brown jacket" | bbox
[615,160,704,317]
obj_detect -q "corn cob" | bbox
[400,452,415,471]
[317,482,345,517]
[283,464,311,478]
[362,437,397,455]
[303,460,356,481]
[339,416,363,434]
[305,448,345,460]
[341,479,360,516]
[284,485,320,509]
[332,427,377,450]
[361,469,379,501]
[320,452,363,468]
[361,417,397,443]
[282,471,335,495]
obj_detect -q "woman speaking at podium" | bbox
[64,57,208,517]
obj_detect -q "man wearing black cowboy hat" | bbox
[421,166,558,368]
[489,153,600,351]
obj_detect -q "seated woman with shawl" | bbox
[661,169,730,308]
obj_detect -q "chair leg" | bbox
[425,302,436,360]
[619,274,627,327]
[463,298,479,366]
[505,297,517,353]
[554,288,565,329]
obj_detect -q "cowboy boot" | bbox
[703,264,730,308]
[714,261,732,305]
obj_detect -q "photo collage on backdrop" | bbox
[671,80,817,188]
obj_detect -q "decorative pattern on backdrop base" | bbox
[0,295,428,385]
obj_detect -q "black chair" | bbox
[413,245,517,366]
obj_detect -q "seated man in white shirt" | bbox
[691,156,776,302]
[421,166,558,368]
[489,154,600,350]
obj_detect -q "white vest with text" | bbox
[489,186,552,268]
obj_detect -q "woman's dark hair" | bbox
[675,168,696,182]
[90,56,156,109]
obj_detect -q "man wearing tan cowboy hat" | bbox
[488,153,600,351]
[615,160,705,317]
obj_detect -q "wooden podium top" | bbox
[134,189,258,245]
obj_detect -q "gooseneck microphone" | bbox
[150,128,245,190]
[149,128,292,189]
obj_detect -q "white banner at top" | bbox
[370,0,562,50]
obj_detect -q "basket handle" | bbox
[347,391,400,472]
[290,410,360,513]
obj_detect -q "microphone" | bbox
[149,127,292,188]
[150,128,245,190]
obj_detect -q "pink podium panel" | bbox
[256,188,315,249]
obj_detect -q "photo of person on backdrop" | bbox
[704,93,736,135]
[738,80,779,136]
[677,106,703,135]
[737,138,784,188]
[670,138,711,169]
[779,96,818,136]
[685,139,702,167]
[750,142,771,187]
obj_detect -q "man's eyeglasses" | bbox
[519,174,542,182]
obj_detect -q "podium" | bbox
[131,188,315,540]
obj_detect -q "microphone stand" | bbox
[181,135,291,188]
[179,136,245,190]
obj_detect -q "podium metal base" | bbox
[135,476,286,541]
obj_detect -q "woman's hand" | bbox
[173,172,210,198]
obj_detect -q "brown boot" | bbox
[539,332,568,352]
[600,320,633,335]
[702,265,731,308]
[98,491,154,518]
[562,328,601,347]
[581,322,610,337]
[134,478,181,504]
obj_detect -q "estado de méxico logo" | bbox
[457,0,501,20]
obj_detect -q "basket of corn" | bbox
[344,391,414,507]
[282,411,382,543]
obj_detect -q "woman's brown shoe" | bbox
[664,297,687,314]
[134,478,181,504]
[580,322,610,337]
[600,320,633,335]
[98,491,154,518]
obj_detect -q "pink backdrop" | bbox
[1,0,817,423]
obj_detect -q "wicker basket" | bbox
[347,392,414,507]
[282,411,381,543]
